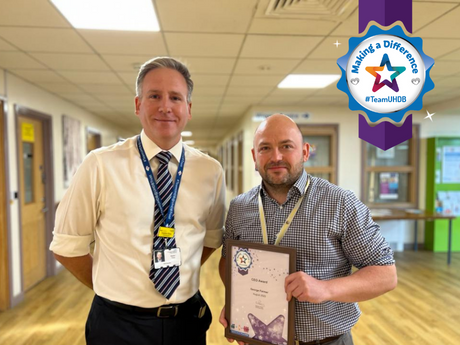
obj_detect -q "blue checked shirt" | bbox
[222,170,395,342]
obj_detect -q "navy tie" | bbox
[150,151,180,299]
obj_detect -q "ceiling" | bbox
[0,0,460,148]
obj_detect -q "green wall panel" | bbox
[425,137,460,252]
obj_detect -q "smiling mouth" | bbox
[155,118,175,122]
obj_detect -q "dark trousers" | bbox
[85,294,212,345]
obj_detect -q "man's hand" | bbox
[219,307,246,345]
[285,271,328,303]
[285,265,397,304]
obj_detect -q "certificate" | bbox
[225,240,296,345]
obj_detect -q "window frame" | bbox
[361,125,420,209]
[298,124,339,185]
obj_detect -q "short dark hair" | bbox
[136,57,193,102]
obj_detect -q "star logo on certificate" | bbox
[365,54,406,92]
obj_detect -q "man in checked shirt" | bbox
[219,114,397,345]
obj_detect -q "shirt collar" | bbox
[260,170,309,199]
[140,130,183,163]
[293,170,309,196]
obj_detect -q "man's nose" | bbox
[271,148,283,161]
[159,97,172,113]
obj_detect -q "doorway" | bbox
[86,127,102,153]
[16,106,55,292]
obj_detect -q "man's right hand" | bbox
[219,307,246,345]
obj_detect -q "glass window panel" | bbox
[367,172,409,203]
[303,135,330,167]
[308,172,330,181]
[23,142,34,204]
[366,141,409,167]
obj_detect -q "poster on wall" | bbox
[379,172,399,200]
[442,146,460,183]
[436,191,460,216]
[63,115,82,188]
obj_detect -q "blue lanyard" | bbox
[137,135,185,228]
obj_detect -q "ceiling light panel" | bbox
[278,74,340,89]
[51,0,160,31]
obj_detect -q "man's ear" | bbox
[135,96,141,116]
[187,101,192,120]
[303,143,310,162]
[251,148,258,171]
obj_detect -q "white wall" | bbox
[0,69,5,96]
[2,69,137,300]
[217,103,460,249]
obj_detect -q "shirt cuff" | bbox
[203,227,224,249]
[49,232,93,257]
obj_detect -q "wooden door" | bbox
[0,101,9,310]
[18,116,46,291]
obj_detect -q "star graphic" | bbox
[365,54,406,92]
[248,313,287,345]
[376,63,397,84]
[425,110,435,121]
[239,256,247,264]
[333,40,341,48]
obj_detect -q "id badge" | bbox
[154,248,182,269]
[158,226,175,238]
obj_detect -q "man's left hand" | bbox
[285,271,328,303]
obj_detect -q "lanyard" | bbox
[137,135,185,228]
[259,178,310,246]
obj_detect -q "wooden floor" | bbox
[1,250,459,345]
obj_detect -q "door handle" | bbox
[41,207,49,213]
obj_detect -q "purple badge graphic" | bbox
[337,0,434,150]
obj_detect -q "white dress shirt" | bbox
[50,131,225,307]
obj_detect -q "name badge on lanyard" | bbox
[154,248,182,269]
[137,136,185,266]
[159,226,175,238]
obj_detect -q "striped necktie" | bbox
[149,151,180,299]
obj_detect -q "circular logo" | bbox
[234,249,252,271]
[346,34,425,113]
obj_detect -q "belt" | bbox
[296,334,343,345]
[97,292,207,318]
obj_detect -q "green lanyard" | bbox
[258,178,310,246]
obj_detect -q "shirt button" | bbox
[279,206,283,210]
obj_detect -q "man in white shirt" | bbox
[50,57,226,345]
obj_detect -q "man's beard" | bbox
[259,160,304,191]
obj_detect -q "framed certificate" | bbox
[225,240,297,345]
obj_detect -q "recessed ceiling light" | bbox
[258,65,271,71]
[181,131,193,137]
[50,0,160,31]
[184,140,195,146]
[278,74,340,89]
[132,63,143,70]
